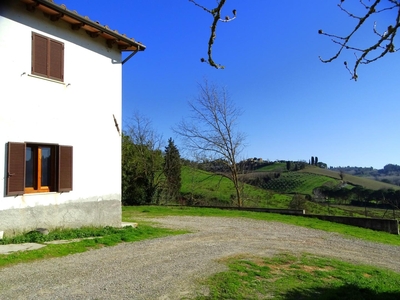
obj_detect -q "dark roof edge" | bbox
[32,0,146,51]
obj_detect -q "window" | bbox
[32,32,64,82]
[7,142,73,195]
[25,144,55,193]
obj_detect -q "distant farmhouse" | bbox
[0,0,145,235]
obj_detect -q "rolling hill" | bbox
[179,165,369,217]
[299,165,400,190]
[180,166,292,208]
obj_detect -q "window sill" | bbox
[23,191,58,196]
[28,73,67,86]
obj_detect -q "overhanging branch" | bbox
[319,0,400,80]
[190,0,236,69]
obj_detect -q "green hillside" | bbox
[180,166,368,217]
[299,165,400,190]
[181,166,291,208]
[181,166,238,204]
[253,163,400,193]
[257,172,338,194]
[182,164,400,204]
[255,163,286,172]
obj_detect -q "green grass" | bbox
[181,166,275,206]
[254,163,286,172]
[301,165,400,190]
[194,253,400,299]
[0,226,121,245]
[305,201,365,217]
[122,206,400,246]
[181,167,236,204]
[332,204,400,219]
[261,172,338,194]
[181,164,399,213]
[0,225,186,268]
[180,166,365,216]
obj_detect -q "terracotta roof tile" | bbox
[19,0,146,52]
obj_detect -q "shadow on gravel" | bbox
[283,283,400,300]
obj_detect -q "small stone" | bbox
[35,228,49,235]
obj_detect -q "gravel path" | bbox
[0,216,399,299]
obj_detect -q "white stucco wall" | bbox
[0,1,123,231]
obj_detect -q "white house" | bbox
[0,0,145,235]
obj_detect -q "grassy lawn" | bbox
[194,253,400,299]
[0,224,186,268]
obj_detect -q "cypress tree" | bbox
[164,138,182,202]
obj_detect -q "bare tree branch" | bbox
[189,0,236,69]
[319,0,400,80]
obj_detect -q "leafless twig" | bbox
[189,0,236,69]
[319,0,400,80]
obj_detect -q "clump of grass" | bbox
[0,225,186,268]
[0,226,120,245]
[195,253,400,299]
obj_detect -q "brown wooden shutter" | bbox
[32,33,48,77]
[49,39,64,81]
[7,142,26,196]
[58,145,73,192]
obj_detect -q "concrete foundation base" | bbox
[0,200,121,236]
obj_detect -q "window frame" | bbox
[24,144,56,194]
[6,142,73,196]
[31,32,64,82]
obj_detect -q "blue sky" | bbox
[60,0,400,169]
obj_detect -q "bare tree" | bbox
[189,0,236,69]
[319,0,400,80]
[174,80,246,207]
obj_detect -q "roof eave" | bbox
[20,0,146,52]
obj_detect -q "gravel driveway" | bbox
[0,216,399,299]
